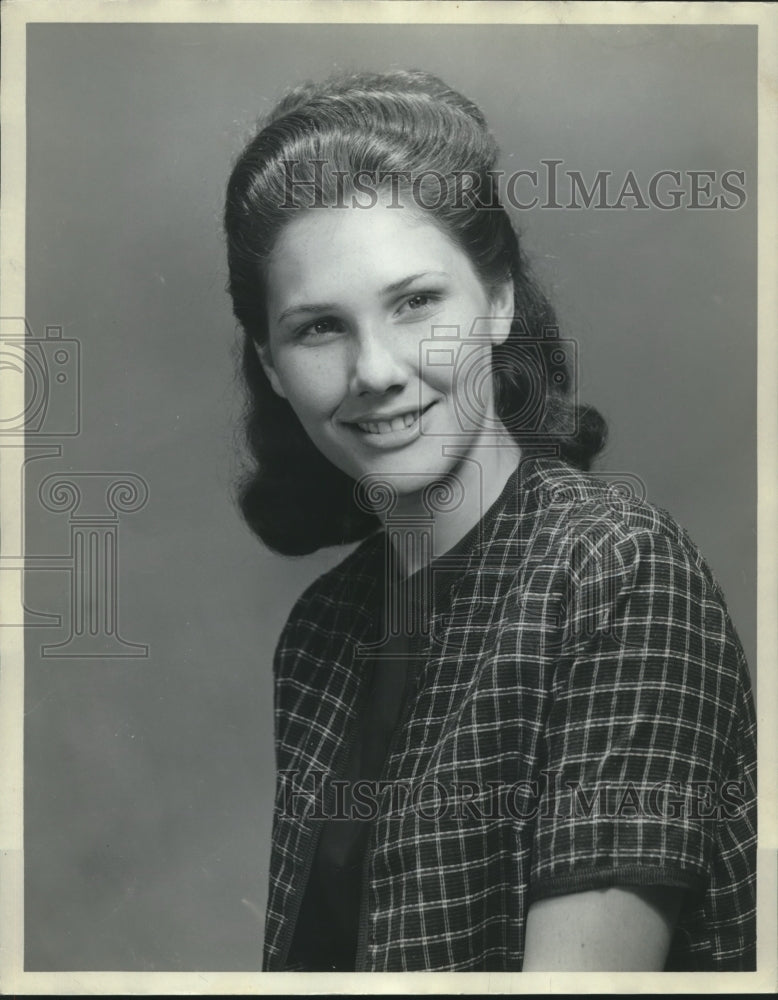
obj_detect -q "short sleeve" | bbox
[529,525,746,902]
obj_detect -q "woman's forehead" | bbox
[267,202,467,296]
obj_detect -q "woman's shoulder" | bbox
[516,456,750,674]
[522,456,706,553]
[516,456,730,605]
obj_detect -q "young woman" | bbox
[223,70,756,973]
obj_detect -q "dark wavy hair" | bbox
[224,70,608,555]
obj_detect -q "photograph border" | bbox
[1,0,776,994]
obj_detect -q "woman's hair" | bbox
[224,69,608,555]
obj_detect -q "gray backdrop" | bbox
[23,23,756,970]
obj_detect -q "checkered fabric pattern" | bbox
[262,455,757,971]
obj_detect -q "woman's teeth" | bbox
[357,411,419,434]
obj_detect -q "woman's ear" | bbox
[253,339,287,399]
[488,277,515,347]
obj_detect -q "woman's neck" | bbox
[381,438,522,579]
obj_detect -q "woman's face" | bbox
[259,199,514,494]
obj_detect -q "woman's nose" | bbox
[349,326,408,395]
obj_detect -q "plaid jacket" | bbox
[263,455,757,971]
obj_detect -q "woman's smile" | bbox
[344,399,438,443]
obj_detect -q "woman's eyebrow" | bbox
[277,301,338,324]
[382,270,451,294]
[276,271,451,325]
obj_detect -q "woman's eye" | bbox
[398,292,440,316]
[298,316,342,340]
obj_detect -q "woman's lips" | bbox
[357,409,421,435]
[345,400,437,442]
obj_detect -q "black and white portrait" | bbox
[1,1,774,994]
